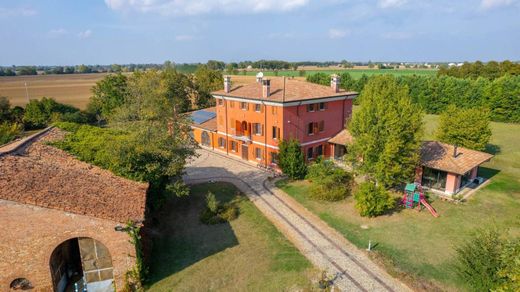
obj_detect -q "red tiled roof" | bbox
[0,128,148,223]
[420,141,494,175]
[328,129,354,145]
[212,77,357,102]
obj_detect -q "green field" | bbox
[276,115,520,291]
[146,182,314,291]
[238,68,437,79]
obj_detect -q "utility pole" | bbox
[24,82,30,102]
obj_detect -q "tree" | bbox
[496,239,520,291]
[193,65,223,108]
[306,158,353,201]
[354,182,394,217]
[23,97,81,129]
[207,60,226,71]
[0,122,22,145]
[436,105,492,151]
[278,139,307,179]
[87,73,128,120]
[0,96,11,122]
[348,75,424,188]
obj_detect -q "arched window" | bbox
[10,278,33,290]
[201,131,211,146]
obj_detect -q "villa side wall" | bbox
[0,200,136,291]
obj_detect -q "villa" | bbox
[189,75,357,167]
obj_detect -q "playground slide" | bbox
[420,199,439,217]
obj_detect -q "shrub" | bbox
[455,228,507,291]
[23,97,82,129]
[206,192,219,213]
[0,122,23,145]
[307,158,353,201]
[354,182,394,217]
[278,138,307,180]
[200,192,240,225]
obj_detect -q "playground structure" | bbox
[402,183,439,217]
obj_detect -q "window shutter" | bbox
[277,127,281,139]
[325,102,328,109]
[313,122,318,134]
[262,124,264,136]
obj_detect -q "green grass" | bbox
[236,69,437,79]
[276,116,520,291]
[146,182,314,291]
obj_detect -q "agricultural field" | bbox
[146,182,315,291]
[237,68,437,79]
[276,115,520,291]
[0,73,112,109]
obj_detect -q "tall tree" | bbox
[88,73,128,120]
[278,139,307,180]
[348,75,423,188]
[193,65,223,108]
[436,105,492,151]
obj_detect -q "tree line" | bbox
[307,72,520,123]
[437,60,520,80]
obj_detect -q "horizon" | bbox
[0,0,519,66]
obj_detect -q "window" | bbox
[218,99,223,106]
[218,137,226,148]
[319,120,325,132]
[270,152,279,164]
[316,145,323,157]
[230,141,237,152]
[319,102,326,111]
[240,102,248,110]
[272,126,280,139]
[254,104,262,112]
[307,104,315,112]
[307,147,314,160]
[308,123,314,135]
[255,148,262,160]
[253,123,263,136]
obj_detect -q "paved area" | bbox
[184,149,410,292]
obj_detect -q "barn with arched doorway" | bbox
[0,128,148,291]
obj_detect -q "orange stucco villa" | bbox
[189,75,357,167]
[189,75,493,196]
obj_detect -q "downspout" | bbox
[264,100,268,167]
[341,97,345,128]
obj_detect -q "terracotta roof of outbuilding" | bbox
[328,129,354,145]
[212,77,357,102]
[420,141,494,175]
[187,107,217,132]
[0,128,148,223]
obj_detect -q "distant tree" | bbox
[64,66,75,74]
[348,75,424,188]
[17,66,37,76]
[193,65,223,108]
[87,73,128,120]
[298,70,306,77]
[306,72,329,86]
[368,60,375,69]
[339,73,356,91]
[278,138,307,180]
[354,182,394,217]
[77,64,92,74]
[436,105,492,151]
[207,60,226,71]
[110,64,122,73]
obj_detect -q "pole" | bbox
[24,82,30,102]
[367,240,372,251]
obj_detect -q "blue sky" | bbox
[0,0,519,65]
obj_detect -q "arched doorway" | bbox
[49,238,114,292]
[201,131,211,147]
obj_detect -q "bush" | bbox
[23,97,82,129]
[278,139,307,180]
[307,158,352,201]
[200,191,240,225]
[354,182,394,217]
[455,228,508,291]
[0,122,23,145]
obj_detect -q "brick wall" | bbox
[0,199,136,291]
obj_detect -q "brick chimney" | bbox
[262,79,271,98]
[224,76,231,93]
[331,74,340,93]
[256,75,263,83]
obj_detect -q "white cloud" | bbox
[480,0,516,9]
[104,0,309,15]
[48,28,68,37]
[78,29,93,39]
[378,0,407,9]
[328,28,349,39]
[0,7,37,17]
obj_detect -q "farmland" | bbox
[0,68,436,109]
[276,115,520,291]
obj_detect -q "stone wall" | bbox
[0,199,136,291]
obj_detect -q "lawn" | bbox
[146,182,315,291]
[237,68,437,79]
[276,116,520,291]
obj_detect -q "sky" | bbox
[0,0,519,65]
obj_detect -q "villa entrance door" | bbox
[241,144,248,160]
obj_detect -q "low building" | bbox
[189,75,357,167]
[0,128,148,291]
[416,141,494,195]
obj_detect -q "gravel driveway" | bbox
[184,149,411,292]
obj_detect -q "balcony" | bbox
[229,121,252,142]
